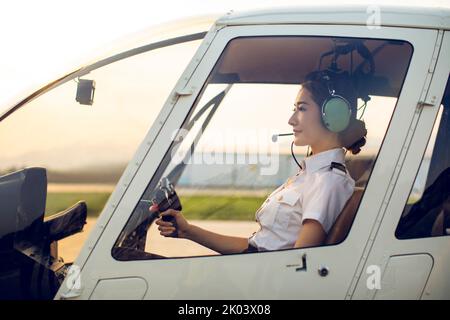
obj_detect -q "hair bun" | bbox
[338,119,367,155]
[347,136,367,155]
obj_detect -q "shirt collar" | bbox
[302,148,345,174]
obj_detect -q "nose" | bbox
[288,112,296,127]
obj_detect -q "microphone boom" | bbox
[272,133,293,142]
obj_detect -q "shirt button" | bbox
[277,195,283,201]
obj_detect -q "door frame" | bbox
[352,30,450,300]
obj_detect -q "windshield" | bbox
[0,30,203,299]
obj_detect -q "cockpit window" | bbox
[114,35,413,260]
[396,75,450,239]
[0,38,202,299]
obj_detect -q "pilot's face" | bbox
[288,87,330,147]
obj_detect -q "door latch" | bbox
[418,100,435,108]
[286,254,307,272]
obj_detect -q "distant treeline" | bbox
[0,164,127,184]
[0,155,375,186]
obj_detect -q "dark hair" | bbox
[344,132,367,155]
[300,80,367,155]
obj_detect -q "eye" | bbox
[293,104,306,112]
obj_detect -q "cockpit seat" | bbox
[325,187,364,245]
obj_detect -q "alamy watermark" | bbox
[366,264,381,290]
[169,127,285,176]
[66,264,82,291]
[366,5,381,30]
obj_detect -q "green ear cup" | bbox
[322,96,352,132]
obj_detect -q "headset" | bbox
[312,39,374,133]
[319,73,353,133]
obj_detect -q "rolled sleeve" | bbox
[302,173,354,234]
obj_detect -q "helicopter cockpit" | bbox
[112,35,414,260]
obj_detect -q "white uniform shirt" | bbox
[248,148,355,251]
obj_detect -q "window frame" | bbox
[107,24,434,261]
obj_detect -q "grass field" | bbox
[45,192,266,221]
[45,190,423,222]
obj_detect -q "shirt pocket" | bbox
[274,189,301,229]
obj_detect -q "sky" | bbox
[0,0,446,171]
[0,0,446,113]
[0,0,291,111]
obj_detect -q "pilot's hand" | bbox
[155,209,190,239]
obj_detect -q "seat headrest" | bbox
[0,167,47,248]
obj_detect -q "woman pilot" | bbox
[153,75,367,253]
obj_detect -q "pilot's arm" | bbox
[294,219,326,248]
[294,171,354,248]
[156,209,248,254]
